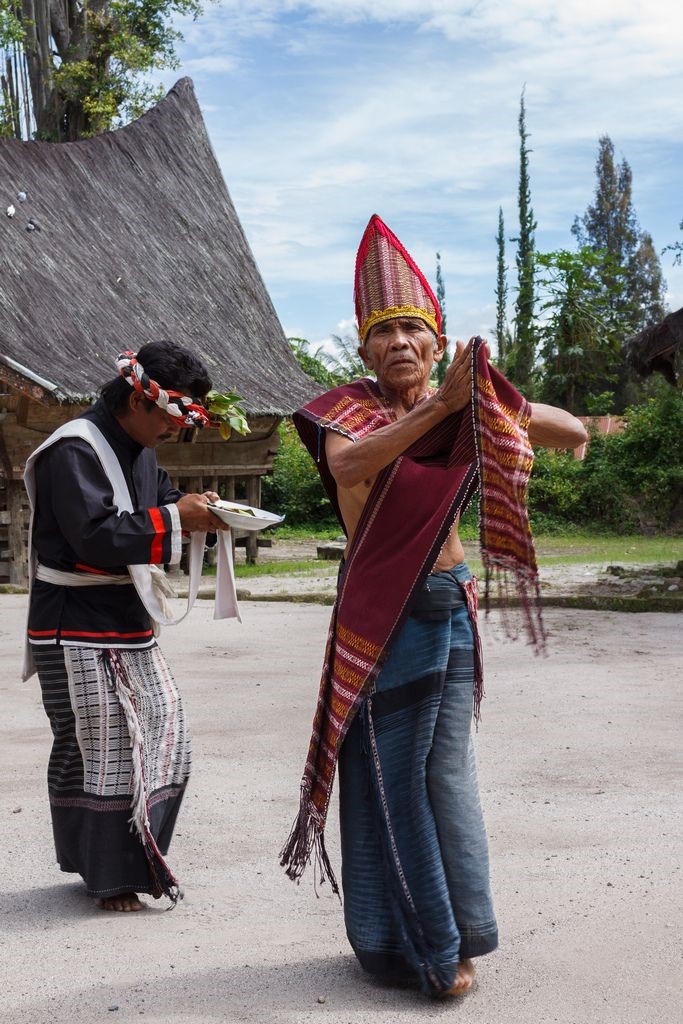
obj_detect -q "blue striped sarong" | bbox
[339,562,498,996]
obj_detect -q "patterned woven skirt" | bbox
[35,644,191,901]
[338,564,498,996]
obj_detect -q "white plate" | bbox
[207,500,284,532]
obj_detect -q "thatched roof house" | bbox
[0,76,315,411]
[624,306,683,386]
[0,78,318,582]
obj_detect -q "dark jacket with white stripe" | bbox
[28,399,183,649]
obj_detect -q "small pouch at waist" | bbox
[409,577,466,621]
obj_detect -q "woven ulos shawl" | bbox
[281,339,544,892]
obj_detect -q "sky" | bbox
[163,0,683,353]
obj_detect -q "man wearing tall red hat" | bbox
[282,216,587,998]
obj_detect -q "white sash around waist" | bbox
[35,561,182,622]
[35,564,132,586]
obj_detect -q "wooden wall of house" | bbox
[0,381,281,585]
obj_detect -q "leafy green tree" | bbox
[629,230,667,326]
[662,218,683,266]
[434,251,450,385]
[0,2,26,136]
[572,135,667,334]
[0,0,203,141]
[508,89,537,391]
[536,248,625,414]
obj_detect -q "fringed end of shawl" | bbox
[473,666,485,730]
[101,649,183,908]
[460,576,485,729]
[280,791,340,899]
[144,831,183,907]
[482,554,547,654]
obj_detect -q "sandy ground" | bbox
[1,595,681,1024]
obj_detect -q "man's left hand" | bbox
[177,492,231,531]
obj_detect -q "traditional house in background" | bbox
[572,307,683,461]
[0,78,317,584]
[624,306,683,386]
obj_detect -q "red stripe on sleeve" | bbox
[148,506,166,564]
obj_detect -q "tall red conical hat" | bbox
[354,214,442,343]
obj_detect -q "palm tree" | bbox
[321,330,367,382]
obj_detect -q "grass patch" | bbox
[460,533,681,572]
[269,523,341,541]
[532,534,682,565]
[202,532,680,581]
[232,559,337,579]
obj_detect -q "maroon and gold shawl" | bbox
[281,339,542,891]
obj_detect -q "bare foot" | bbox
[444,958,476,997]
[97,892,145,912]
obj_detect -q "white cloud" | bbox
[183,55,239,74]
[170,0,683,340]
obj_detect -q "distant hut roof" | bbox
[0,78,318,414]
[624,306,683,386]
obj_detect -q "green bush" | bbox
[578,428,635,531]
[610,389,683,531]
[527,447,584,527]
[531,389,683,534]
[261,421,335,526]
[458,500,479,539]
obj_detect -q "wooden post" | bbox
[8,480,27,585]
[204,473,220,568]
[16,395,29,427]
[245,476,261,564]
[223,477,237,561]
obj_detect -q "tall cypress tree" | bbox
[511,89,537,389]
[494,207,509,366]
[435,251,450,385]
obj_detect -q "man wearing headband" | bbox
[282,216,587,998]
[24,340,229,912]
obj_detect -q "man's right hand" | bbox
[176,493,231,532]
[434,339,475,414]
